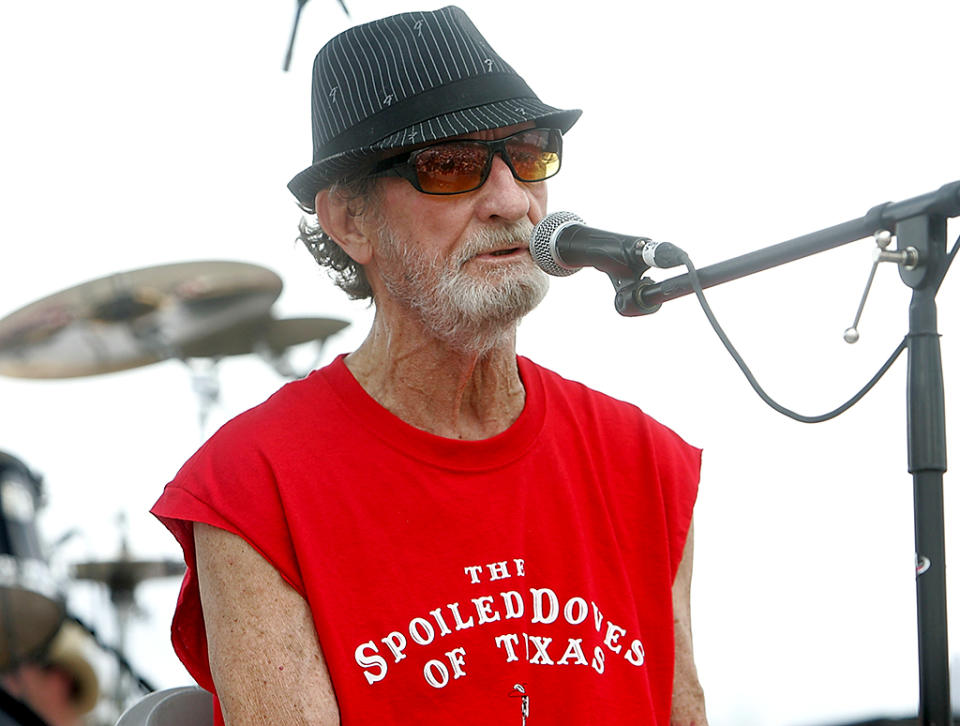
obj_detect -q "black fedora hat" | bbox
[287,5,581,208]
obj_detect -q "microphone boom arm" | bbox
[636,179,960,310]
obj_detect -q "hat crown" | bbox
[310,6,518,157]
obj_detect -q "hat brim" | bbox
[288,101,581,209]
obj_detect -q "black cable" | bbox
[679,251,908,424]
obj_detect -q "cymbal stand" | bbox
[185,358,222,432]
[256,336,330,380]
[72,519,158,717]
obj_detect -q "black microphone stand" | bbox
[282,0,350,72]
[282,0,310,72]
[633,180,960,725]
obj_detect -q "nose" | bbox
[473,153,532,223]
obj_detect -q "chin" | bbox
[425,271,549,355]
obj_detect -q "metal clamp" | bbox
[844,230,919,343]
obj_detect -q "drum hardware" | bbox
[71,556,185,609]
[71,529,185,719]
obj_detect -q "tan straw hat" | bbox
[45,622,99,715]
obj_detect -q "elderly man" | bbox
[153,6,706,725]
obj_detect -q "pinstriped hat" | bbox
[287,5,581,208]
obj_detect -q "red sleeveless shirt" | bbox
[152,356,700,725]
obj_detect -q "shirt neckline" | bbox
[319,354,546,471]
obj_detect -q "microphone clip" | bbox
[609,274,663,317]
[563,231,664,315]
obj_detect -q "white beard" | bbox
[374,219,549,355]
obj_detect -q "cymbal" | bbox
[0,261,283,379]
[71,558,185,594]
[179,316,350,359]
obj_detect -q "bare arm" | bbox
[671,523,708,726]
[194,522,341,726]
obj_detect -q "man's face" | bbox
[2,663,77,721]
[365,124,551,353]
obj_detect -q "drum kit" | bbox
[0,260,349,725]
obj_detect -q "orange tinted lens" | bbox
[505,130,560,181]
[413,143,489,194]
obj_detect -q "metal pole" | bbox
[900,214,951,725]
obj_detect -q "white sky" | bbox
[1,1,959,724]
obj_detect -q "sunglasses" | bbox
[368,127,563,195]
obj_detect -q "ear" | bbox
[314,188,375,266]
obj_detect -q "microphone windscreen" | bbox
[529,211,584,277]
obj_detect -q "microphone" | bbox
[529,212,686,278]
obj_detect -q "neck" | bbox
[344,309,525,440]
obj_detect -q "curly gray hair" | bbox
[296,173,382,301]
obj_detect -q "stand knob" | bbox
[844,230,919,343]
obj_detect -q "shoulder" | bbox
[520,356,626,406]
[521,356,700,465]
[161,360,348,506]
[193,359,345,456]
[222,365,332,434]
[522,357,674,428]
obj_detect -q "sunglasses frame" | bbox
[367,127,563,195]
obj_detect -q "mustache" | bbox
[454,221,534,265]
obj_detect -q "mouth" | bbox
[476,245,526,260]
